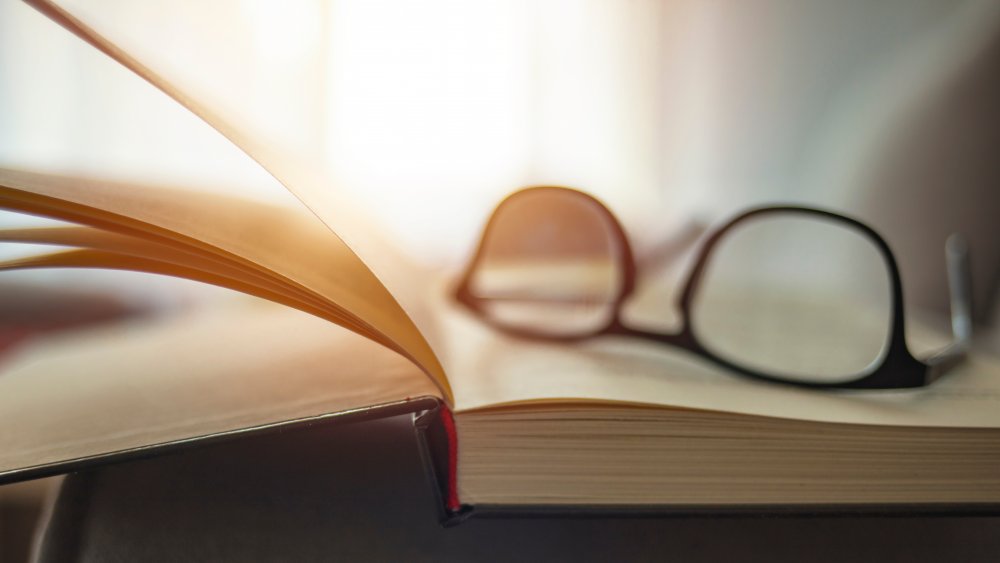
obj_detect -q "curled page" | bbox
[0,249,343,324]
[23,0,452,401]
[0,227,352,326]
[0,168,451,401]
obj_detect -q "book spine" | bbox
[413,402,473,525]
[438,406,461,512]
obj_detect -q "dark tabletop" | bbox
[35,414,1000,563]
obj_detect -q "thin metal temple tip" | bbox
[945,233,973,345]
[946,233,969,259]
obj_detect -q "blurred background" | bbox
[2,0,999,313]
[1,0,1000,559]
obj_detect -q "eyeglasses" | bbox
[455,186,972,389]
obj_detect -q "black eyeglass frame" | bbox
[455,186,972,390]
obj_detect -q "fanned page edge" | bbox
[20,0,453,403]
[0,224,362,333]
[0,173,393,351]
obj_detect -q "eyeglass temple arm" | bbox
[924,234,973,384]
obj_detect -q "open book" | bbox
[2,0,999,517]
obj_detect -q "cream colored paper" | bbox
[439,290,1000,428]
[0,304,435,476]
[0,249,348,326]
[0,168,450,400]
[0,226,350,324]
[24,0,451,396]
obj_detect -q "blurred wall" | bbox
[851,22,1000,322]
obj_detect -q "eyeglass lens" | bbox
[690,214,894,384]
[464,189,625,338]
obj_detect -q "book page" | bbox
[0,302,436,477]
[439,282,1000,428]
[23,0,453,396]
[0,226,326,308]
[0,168,450,401]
